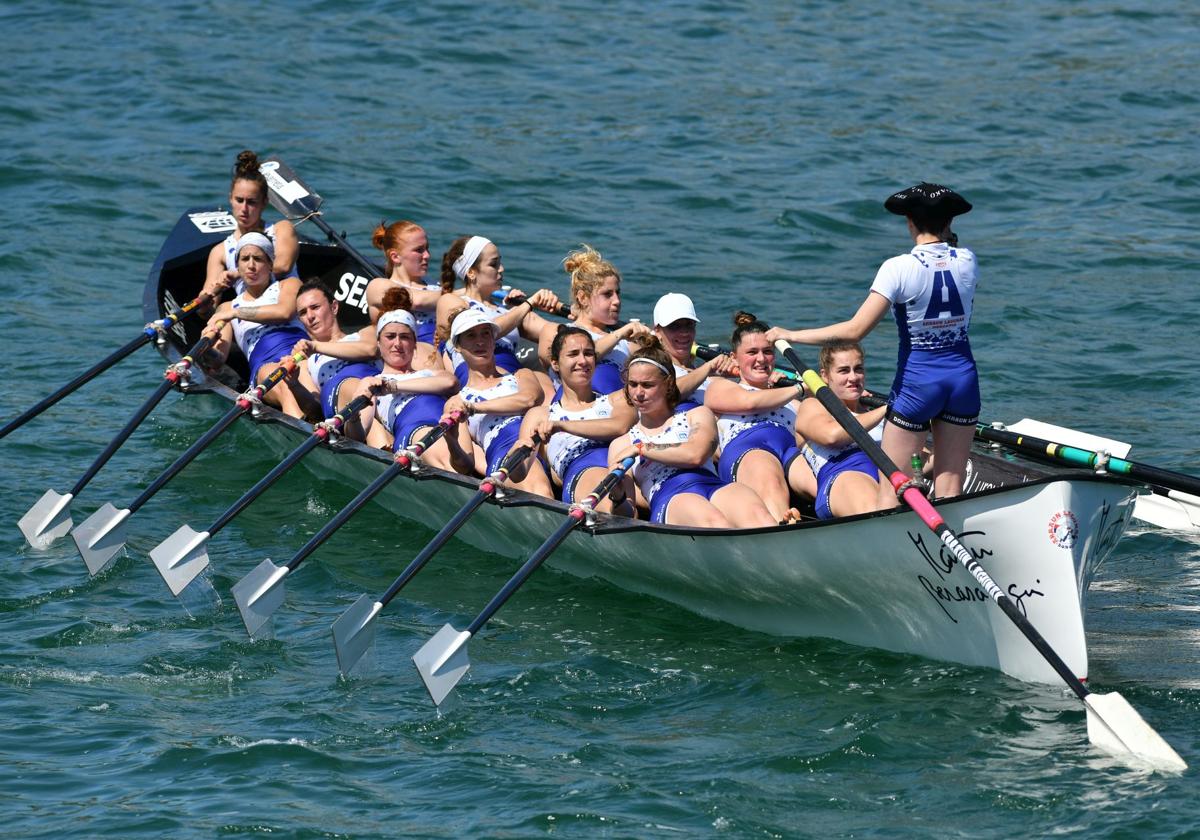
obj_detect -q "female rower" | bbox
[203,149,298,297]
[204,233,310,418]
[365,220,442,342]
[766,182,977,505]
[353,289,460,470]
[288,280,381,423]
[704,312,815,523]
[440,308,554,497]
[537,244,649,394]
[794,342,888,519]
[608,339,775,528]
[518,326,637,511]
[434,235,562,383]
[651,293,735,405]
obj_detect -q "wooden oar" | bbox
[231,411,465,638]
[259,157,386,279]
[413,456,636,706]
[70,351,306,575]
[773,339,1186,772]
[332,438,541,676]
[150,394,373,597]
[17,327,222,548]
[0,293,212,442]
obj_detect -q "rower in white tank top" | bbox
[714,381,798,451]
[545,392,613,479]
[223,222,299,292]
[461,373,522,452]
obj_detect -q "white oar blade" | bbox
[150,524,212,596]
[231,559,289,638]
[1085,692,1187,772]
[18,489,74,547]
[1132,490,1200,533]
[412,623,472,707]
[331,595,383,676]
[1005,418,1132,459]
[71,503,131,576]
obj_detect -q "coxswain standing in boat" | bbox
[650,293,735,406]
[440,308,555,496]
[794,342,889,519]
[434,235,562,389]
[608,339,776,528]
[365,220,442,342]
[704,312,816,523]
[289,280,381,425]
[203,233,310,418]
[537,245,650,394]
[767,182,977,507]
[353,288,460,470]
[202,149,298,298]
[515,325,637,509]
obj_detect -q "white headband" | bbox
[235,231,275,264]
[627,357,672,376]
[376,308,418,337]
[452,236,492,282]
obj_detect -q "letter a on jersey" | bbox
[924,270,965,320]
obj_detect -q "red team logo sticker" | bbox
[1047,510,1079,549]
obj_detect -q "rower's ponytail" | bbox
[378,286,413,318]
[440,236,470,293]
[231,149,268,201]
[731,310,769,349]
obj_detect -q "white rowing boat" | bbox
[144,205,1142,687]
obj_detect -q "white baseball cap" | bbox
[653,293,700,327]
[449,308,500,344]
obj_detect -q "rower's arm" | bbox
[270,220,298,279]
[638,407,719,469]
[203,243,235,298]
[675,354,733,399]
[704,378,803,413]
[795,401,887,447]
[550,398,637,441]
[305,328,378,361]
[231,277,303,324]
[385,371,459,395]
[768,292,890,345]
[469,369,545,416]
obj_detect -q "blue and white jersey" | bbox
[801,417,884,478]
[230,281,306,358]
[674,362,709,403]
[461,373,522,450]
[375,369,438,428]
[546,392,613,478]
[628,407,717,502]
[712,381,798,451]
[306,333,382,388]
[223,222,298,292]
[870,243,976,354]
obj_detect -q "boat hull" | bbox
[144,208,1141,685]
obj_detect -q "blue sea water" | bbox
[1,1,1199,836]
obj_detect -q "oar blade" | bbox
[18,489,74,547]
[149,524,212,596]
[70,503,131,575]
[260,158,323,218]
[1085,692,1187,772]
[331,595,383,676]
[232,559,289,638]
[412,623,472,707]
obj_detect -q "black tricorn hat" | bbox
[884,182,972,218]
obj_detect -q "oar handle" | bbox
[773,340,1092,702]
[490,288,572,319]
[143,292,213,338]
[237,351,307,407]
[464,455,635,636]
[395,410,465,468]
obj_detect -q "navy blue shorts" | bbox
[482,416,523,475]
[887,349,980,432]
[558,446,609,503]
[247,327,309,385]
[389,394,447,451]
[649,469,725,524]
[717,424,802,484]
[319,362,381,419]
[814,448,877,520]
